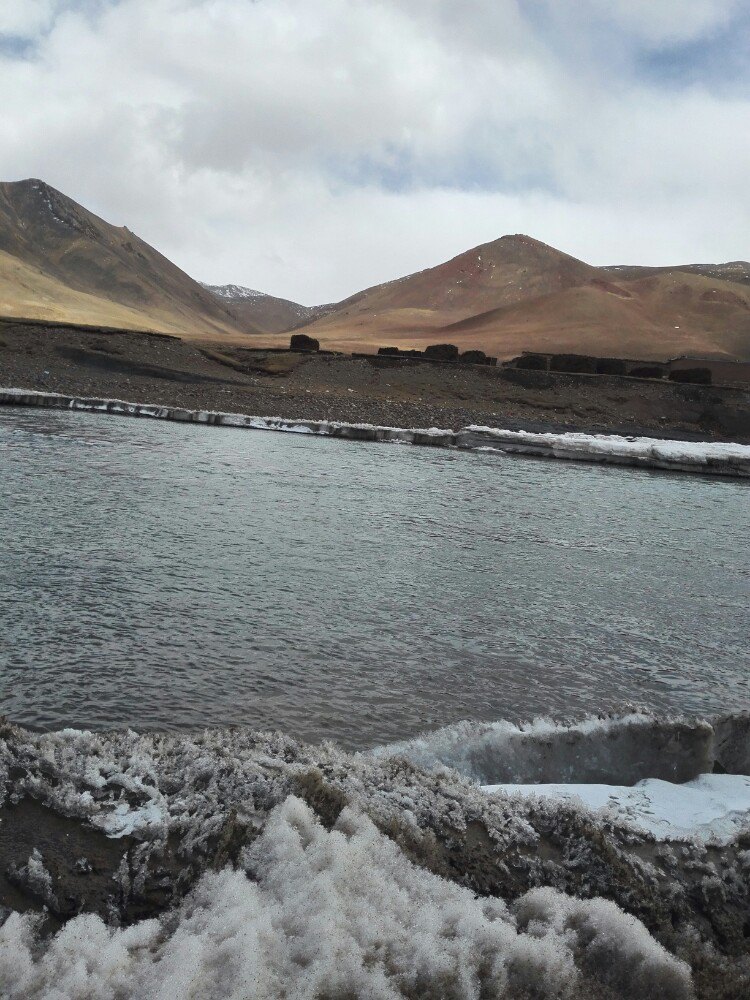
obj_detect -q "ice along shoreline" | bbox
[2,385,750,478]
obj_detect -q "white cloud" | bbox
[0,0,56,37]
[0,0,747,302]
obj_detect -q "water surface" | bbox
[1,406,748,748]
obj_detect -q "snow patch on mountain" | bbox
[200,282,266,300]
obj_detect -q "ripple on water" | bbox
[0,405,748,748]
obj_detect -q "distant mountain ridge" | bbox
[205,284,267,300]
[0,178,748,361]
[200,282,334,334]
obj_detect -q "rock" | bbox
[460,350,489,365]
[550,354,598,374]
[290,334,319,352]
[424,343,459,362]
[669,368,712,385]
[630,366,666,380]
[514,353,548,371]
[595,358,627,376]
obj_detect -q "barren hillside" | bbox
[0,180,251,339]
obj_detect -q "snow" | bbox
[3,714,750,994]
[465,425,750,465]
[373,711,716,786]
[0,797,692,1000]
[2,388,748,476]
[482,774,750,845]
[90,799,167,839]
[199,282,266,300]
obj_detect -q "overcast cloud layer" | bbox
[0,0,748,303]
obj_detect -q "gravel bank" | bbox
[1,320,748,441]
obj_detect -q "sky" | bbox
[0,0,748,304]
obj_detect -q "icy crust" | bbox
[464,425,750,474]
[1,717,749,997]
[372,711,727,786]
[0,798,692,1000]
[483,774,750,846]
[2,387,749,476]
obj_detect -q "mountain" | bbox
[601,262,750,286]
[298,235,597,346]
[0,178,747,362]
[440,271,750,362]
[298,237,750,361]
[200,283,333,334]
[0,179,254,339]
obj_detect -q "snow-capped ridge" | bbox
[200,282,265,300]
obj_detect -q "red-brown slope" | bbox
[299,237,750,362]
[305,234,598,331]
[441,271,750,361]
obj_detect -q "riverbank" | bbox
[1,320,749,442]
[3,387,750,476]
[1,713,749,999]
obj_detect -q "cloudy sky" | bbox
[0,0,748,303]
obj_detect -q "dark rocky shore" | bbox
[1,320,749,442]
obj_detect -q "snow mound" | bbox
[0,796,692,1000]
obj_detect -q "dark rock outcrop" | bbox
[290,333,320,352]
[550,354,598,374]
[669,368,712,385]
[424,343,459,362]
[595,358,627,376]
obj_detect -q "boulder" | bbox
[290,333,320,352]
[424,343,459,362]
[459,350,488,365]
[669,368,712,385]
[595,358,627,376]
[514,353,548,371]
[550,354,597,374]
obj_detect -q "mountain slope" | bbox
[601,262,750,287]
[1,178,747,362]
[201,283,333,334]
[318,234,597,319]
[0,179,253,338]
[438,271,750,361]
[300,237,750,361]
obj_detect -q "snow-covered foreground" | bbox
[0,796,692,1000]
[1,713,749,998]
[2,387,750,476]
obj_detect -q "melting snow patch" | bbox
[90,800,167,839]
[465,426,750,468]
[482,774,750,845]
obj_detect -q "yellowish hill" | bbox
[0,179,254,340]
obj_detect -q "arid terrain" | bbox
[0,180,246,339]
[1,178,749,368]
[2,320,748,442]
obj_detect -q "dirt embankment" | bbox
[1,321,748,441]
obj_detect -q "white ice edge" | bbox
[482,773,750,845]
[2,387,749,473]
[466,424,750,463]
